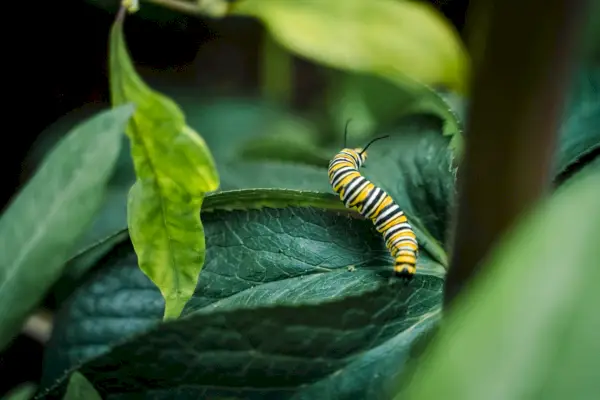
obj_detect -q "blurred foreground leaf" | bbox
[400,163,600,399]
[0,105,133,351]
[110,11,219,319]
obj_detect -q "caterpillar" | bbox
[328,122,418,280]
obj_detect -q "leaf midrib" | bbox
[129,115,182,302]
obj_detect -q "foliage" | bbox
[109,10,219,319]
[229,0,468,150]
[400,161,600,400]
[0,105,134,351]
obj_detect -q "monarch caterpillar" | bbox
[328,121,418,280]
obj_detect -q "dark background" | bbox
[0,0,469,395]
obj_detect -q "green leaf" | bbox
[230,0,468,93]
[1,383,37,400]
[62,372,101,400]
[399,159,600,398]
[109,13,219,319]
[53,113,453,306]
[39,203,445,399]
[43,98,321,294]
[554,68,600,180]
[230,0,468,141]
[0,104,134,351]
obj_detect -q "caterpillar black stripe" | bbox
[328,123,418,279]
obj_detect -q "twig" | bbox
[444,0,590,306]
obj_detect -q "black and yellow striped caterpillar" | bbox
[328,122,418,279]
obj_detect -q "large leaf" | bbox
[38,196,445,399]
[109,12,219,319]
[0,104,134,351]
[399,159,600,398]
[230,0,468,142]
[230,0,468,92]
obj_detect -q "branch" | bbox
[444,0,590,306]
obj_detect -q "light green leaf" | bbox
[400,163,600,398]
[109,12,219,319]
[230,0,468,92]
[0,104,134,351]
[230,0,468,140]
[62,372,101,400]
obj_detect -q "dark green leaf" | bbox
[399,158,600,399]
[62,372,101,400]
[39,202,445,399]
[22,105,137,292]
[0,104,134,351]
[554,68,600,180]
[110,13,219,319]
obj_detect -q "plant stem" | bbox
[444,0,590,307]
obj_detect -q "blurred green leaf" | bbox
[230,0,468,144]
[39,195,445,399]
[109,13,219,319]
[231,0,468,92]
[0,105,133,351]
[399,161,600,399]
[1,383,36,400]
[62,372,101,400]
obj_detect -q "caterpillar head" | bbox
[354,148,368,164]
[356,135,390,165]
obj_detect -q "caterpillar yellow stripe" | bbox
[328,127,418,280]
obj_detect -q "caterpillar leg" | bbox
[394,263,416,280]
